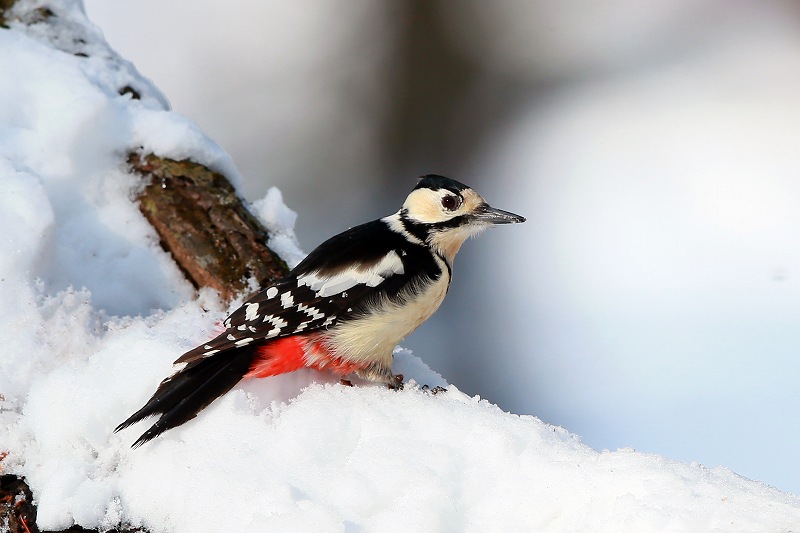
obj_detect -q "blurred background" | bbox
[83,0,800,493]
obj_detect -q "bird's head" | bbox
[397,174,525,264]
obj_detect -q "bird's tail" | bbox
[115,346,257,448]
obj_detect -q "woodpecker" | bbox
[116,175,524,447]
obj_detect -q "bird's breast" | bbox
[319,269,451,367]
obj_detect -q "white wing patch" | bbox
[244,302,260,321]
[262,314,289,338]
[297,303,325,321]
[280,292,294,308]
[297,250,405,297]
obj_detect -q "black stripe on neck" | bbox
[399,210,461,276]
[401,210,471,234]
[399,209,431,243]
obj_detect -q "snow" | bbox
[1,1,799,532]
[250,187,305,269]
[469,13,800,496]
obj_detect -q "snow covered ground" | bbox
[79,0,800,496]
[466,6,800,496]
[1,2,800,531]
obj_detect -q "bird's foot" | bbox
[340,378,354,387]
[388,374,404,391]
[421,384,448,395]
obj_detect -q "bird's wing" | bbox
[175,221,431,366]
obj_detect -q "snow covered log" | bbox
[130,153,288,302]
[0,1,282,531]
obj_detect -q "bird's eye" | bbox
[441,195,461,211]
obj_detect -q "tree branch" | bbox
[130,153,289,302]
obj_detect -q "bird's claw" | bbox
[388,374,404,390]
[421,384,447,395]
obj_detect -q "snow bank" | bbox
[1,2,799,532]
[471,13,800,495]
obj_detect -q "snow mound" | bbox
[0,1,799,532]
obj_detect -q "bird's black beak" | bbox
[475,204,526,225]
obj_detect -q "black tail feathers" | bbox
[115,346,257,448]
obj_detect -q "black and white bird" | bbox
[116,175,525,447]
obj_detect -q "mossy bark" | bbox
[130,153,289,302]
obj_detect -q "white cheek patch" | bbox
[402,187,487,225]
[297,250,405,297]
[402,188,447,224]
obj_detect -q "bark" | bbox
[1,2,55,28]
[0,0,15,27]
[130,153,289,302]
[0,474,36,533]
